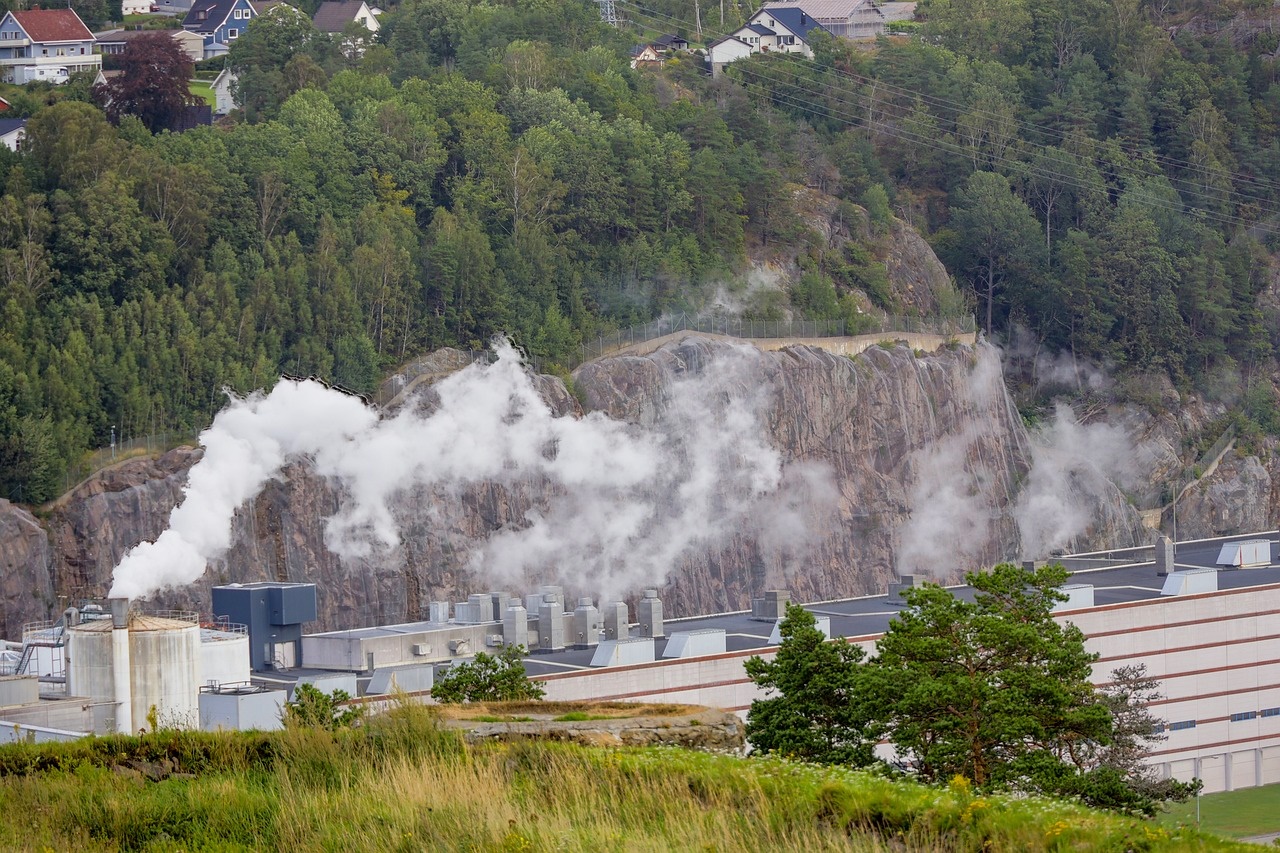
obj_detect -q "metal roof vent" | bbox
[1052,584,1094,611]
[1160,568,1218,597]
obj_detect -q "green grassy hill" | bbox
[0,703,1258,852]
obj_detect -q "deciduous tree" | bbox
[431,645,545,703]
[93,33,199,134]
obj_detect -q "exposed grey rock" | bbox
[4,338,1152,635]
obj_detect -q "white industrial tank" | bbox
[68,609,202,733]
[200,626,251,689]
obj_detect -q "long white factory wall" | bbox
[539,582,1280,795]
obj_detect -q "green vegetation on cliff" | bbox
[0,703,1256,851]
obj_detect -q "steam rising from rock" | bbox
[110,340,826,602]
[1013,403,1143,558]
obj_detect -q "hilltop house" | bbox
[0,8,100,85]
[629,43,661,68]
[651,33,689,52]
[0,118,26,150]
[311,0,379,34]
[95,27,207,62]
[709,6,827,75]
[763,0,884,40]
[211,66,238,114]
[183,0,258,57]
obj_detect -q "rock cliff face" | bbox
[0,499,53,639]
[0,338,1151,636]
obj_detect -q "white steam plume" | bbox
[1013,402,1143,558]
[111,340,829,603]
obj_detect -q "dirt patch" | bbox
[441,703,746,752]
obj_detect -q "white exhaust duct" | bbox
[110,598,132,734]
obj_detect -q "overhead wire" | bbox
[615,0,1280,212]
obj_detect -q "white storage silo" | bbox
[68,607,202,733]
[200,626,251,690]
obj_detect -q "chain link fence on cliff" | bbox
[575,313,977,367]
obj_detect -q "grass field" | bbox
[190,80,216,108]
[1158,783,1280,839]
[0,703,1263,852]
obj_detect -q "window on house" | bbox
[228,27,238,38]
[1150,723,1165,734]
[1168,720,1197,731]
[1231,711,1258,722]
[56,47,65,55]
[41,48,46,55]
[1263,707,1280,718]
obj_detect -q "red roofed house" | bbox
[0,8,100,84]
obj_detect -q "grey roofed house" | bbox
[762,0,885,39]
[0,118,25,152]
[312,0,379,33]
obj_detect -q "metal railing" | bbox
[58,430,199,499]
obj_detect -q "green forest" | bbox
[1,0,1279,503]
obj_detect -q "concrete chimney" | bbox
[488,591,509,622]
[109,598,133,734]
[638,589,664,638]
[572,598,601,649]
[604,601,629,640]
[428,600,450,623]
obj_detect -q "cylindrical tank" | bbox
[200,628,251,689]
[68,613,203,733]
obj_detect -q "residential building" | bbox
[312,0,379,34]
[94,27,206,62]
[709,6,828,74]
[706,35,752,77]
[763,0,885,40]
[650,33,689,52]
[182,0,257,58]
[629,43,661,69]
[0,117,25,151]
[211,66,237,114]
[0,8,101,85]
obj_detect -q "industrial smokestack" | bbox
[109,598,133,734]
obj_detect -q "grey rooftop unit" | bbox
[212,582,317,672]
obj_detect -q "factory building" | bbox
[3,533,1280,795]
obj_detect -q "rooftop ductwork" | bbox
[538,594,566,652]
[638,590,664,638]
[603,601,629,640]
[572,598,601,649]
[750,589,790,621]
[888,575,914,604]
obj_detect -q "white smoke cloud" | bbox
[1014,402,1143,558]
[893,346,1012,580]
[111,340,830,604]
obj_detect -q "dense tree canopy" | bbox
[4,0,1280,503]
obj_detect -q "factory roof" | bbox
[518,531,1280,677]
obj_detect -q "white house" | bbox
[739,6,826,56]
[311,0,379,34]
[707,35,753,77]
[211,66,238,114]
[0,117,25,151]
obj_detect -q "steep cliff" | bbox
[1,338,1150,635]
